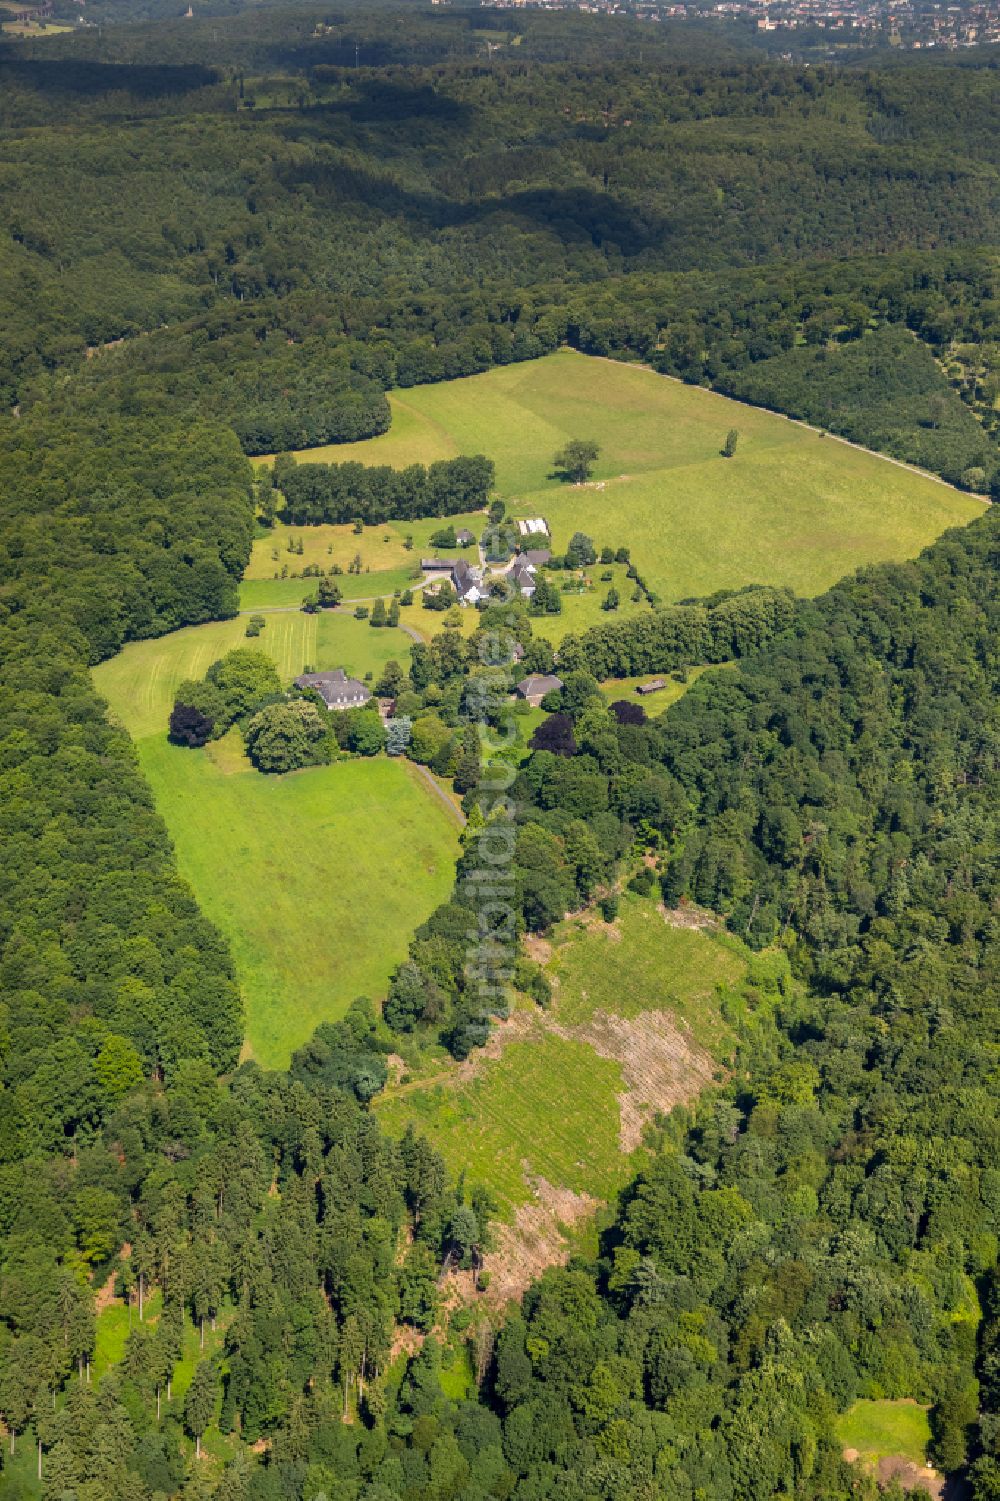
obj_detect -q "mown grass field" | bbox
[269,349,982,604]
[93,614,457,1068]
[379,1029,629,1211]
[835,1399,932,1468]
[125,743,458,1069]
[376,896,746,1218]
[93,609,412,742]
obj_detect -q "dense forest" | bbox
[2,7,1000,1499]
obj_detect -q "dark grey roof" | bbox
[295,669,371,709]
[521,548,552,566]
[453,559,474,582]
[516,674,563,698]
[510,559,537,593]
[455,529,475,544]
[421,558,452,571]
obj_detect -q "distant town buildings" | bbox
[482,0,1000,49]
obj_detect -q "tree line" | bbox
[272,452,495,526]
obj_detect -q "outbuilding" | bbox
[515,673,563,707]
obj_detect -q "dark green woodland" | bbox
[1,7,1000,1499]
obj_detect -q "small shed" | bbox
[636,678,666,696]
[420,558,453,572]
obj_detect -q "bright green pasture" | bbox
[129,742,459,1068]
[239,567,421,611]
[835,1399,932,1468]
[93,612,456,1068]
[251,394,459,469]
[600,663,729,714]
[93,609,412,741]
[275,349,982,604]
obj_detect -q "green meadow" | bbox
[131,743,458,1068]
[381,1029,629,1213]
[547,898,744,1049]
[527,561,649,642]
[267,349,982,605]
[93,612,459,1069]
[835,1399,932,1469]
[599,663,730,714]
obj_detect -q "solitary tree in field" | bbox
[565,531,597,568]
[554,439,600,483]
[722,428,740,458]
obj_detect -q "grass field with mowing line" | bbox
[266,350,982,605]
[378,1030,628,1211]
[835,1399,932,1468]
[94,610,412,742]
